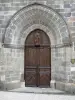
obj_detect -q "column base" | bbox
[21,82,25,88]
[50,80,56,88]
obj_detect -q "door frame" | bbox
[24,29,51,87]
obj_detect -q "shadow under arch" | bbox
[25,28,51,45]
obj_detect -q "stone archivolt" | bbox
[3,3,71,48]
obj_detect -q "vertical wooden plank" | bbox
[25,47,37,86]
[39,47,51,87]
[40,47,50,66]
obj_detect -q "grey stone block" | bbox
[65,83,72,93]
[70,26,75,31]
[71,37,75,42]
[0,82,4,90]
[50,80,56,88]
[71,4,75,8]
[64,13,71,17]
[0,20,3,24]
[1,0,12,3]
[65,83,75,94]
[62,37,70,44]
[4,82,21,90]
[71,85,75,94]
[55,81,65,91]
[47,0,54,5]
[11,2,26,7]
[0,7,3,11]
[6,78,11,82]
[73,22,75,26]
[64,0,73,4]
[16,0,25,2]
[54,4,60,9]
[55,9,64,12]
[64,4,71,8]
[71,8,75,12]
[61,61,66,66]
[0,16,4,19]
[71,12,75,16]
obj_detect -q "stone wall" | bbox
[0,0,75,93]
[0,45,24,90]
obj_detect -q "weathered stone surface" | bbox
[0,0,74,92]
[64,4,71,8]
[64,12,71,17]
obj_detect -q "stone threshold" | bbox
[9,87,67,95]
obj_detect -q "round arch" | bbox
[2,3,71,47]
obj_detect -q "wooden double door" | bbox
[24,29,51,87]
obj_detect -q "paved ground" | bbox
[9,87,67,94]
[0,87,75,100]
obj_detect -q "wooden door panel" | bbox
[39,47,50,86]
[25,69,36,86]
[39,68,51,72]
[25,29,51,87]
[40,48,50,66]
[25,48,37,66]
[25,47,37,86]
[39,73,50,86]
[39,68,50,86]
[36,48,40,65]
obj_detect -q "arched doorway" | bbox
[3,3,72,91]
[24,29,51,87]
